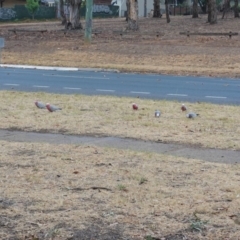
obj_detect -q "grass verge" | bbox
[0,141,240,239]
[0,91,239,150]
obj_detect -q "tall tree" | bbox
[153,0,162,18]
[192,0,198,18]
[165,0,170,23]
[126,0,130,21]
[234,0,239,17]
[127,0,139,31]
[66,0,83,29]
[59,0,67,25]
[222,0,230,19]
[207,0,217,24]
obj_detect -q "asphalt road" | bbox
[0,67,240,104]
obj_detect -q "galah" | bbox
[46,103,62,112]
[155,110,161,118]
[181,104,187,112]
[132,103,138,110]
[35,101,46,109]
[186,112,199,119]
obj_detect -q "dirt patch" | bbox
[0,141,240,239]
[1,15,240,78]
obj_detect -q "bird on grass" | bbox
[132,103,138,110]
[186,112,199,119]
[35,101,46,109]
[181,103,187,112]
[155,110,161,118]
[46,103,62,112]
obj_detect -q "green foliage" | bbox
[189,212,208,232]
[139,177,148,185]
[144,236,155,240]
[26,0,39,19]
[117,184,127,191]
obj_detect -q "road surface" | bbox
[0,67,239,104]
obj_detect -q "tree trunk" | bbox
[153,0,162,17]
[68,0,82,29]
[126,0,130,21]
[127,0,139,31]
[207,0,217,24]
[165,0,170,23]
[192,0,198,18]
[222,0,230,19]
[60,0,67,25]
[234,0,239,17]
[198,0,207,13]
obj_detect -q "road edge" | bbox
[0,64,120,73]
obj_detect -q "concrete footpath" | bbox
[0,129,239,164]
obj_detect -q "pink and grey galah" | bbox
[181,104,187,112]
[132,103,138,110]
[46,103,62,112]
[35,101,46,109]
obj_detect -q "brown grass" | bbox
[1,91,240,150]
[1,15,240,239]
[1,140,240,239]
[1,16,240,78]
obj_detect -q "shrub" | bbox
[26,0,39,19]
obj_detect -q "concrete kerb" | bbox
[0,64,120,73]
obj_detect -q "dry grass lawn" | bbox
[1,15,240,239]
[1,15,240,77]
[1,141,240,239]
[0,91,240,150]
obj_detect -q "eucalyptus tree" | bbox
[192,0,198,18]
[234,0,239,18]
[207,0,217,24]
[165,0,170,23]
[127,0,139,31]
[59,0,67,24]
[66,0,83,29]
[153,0,162,18]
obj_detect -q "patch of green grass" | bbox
[189,212,208,232]
[117,184,127,192]
[139,177,148,185]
